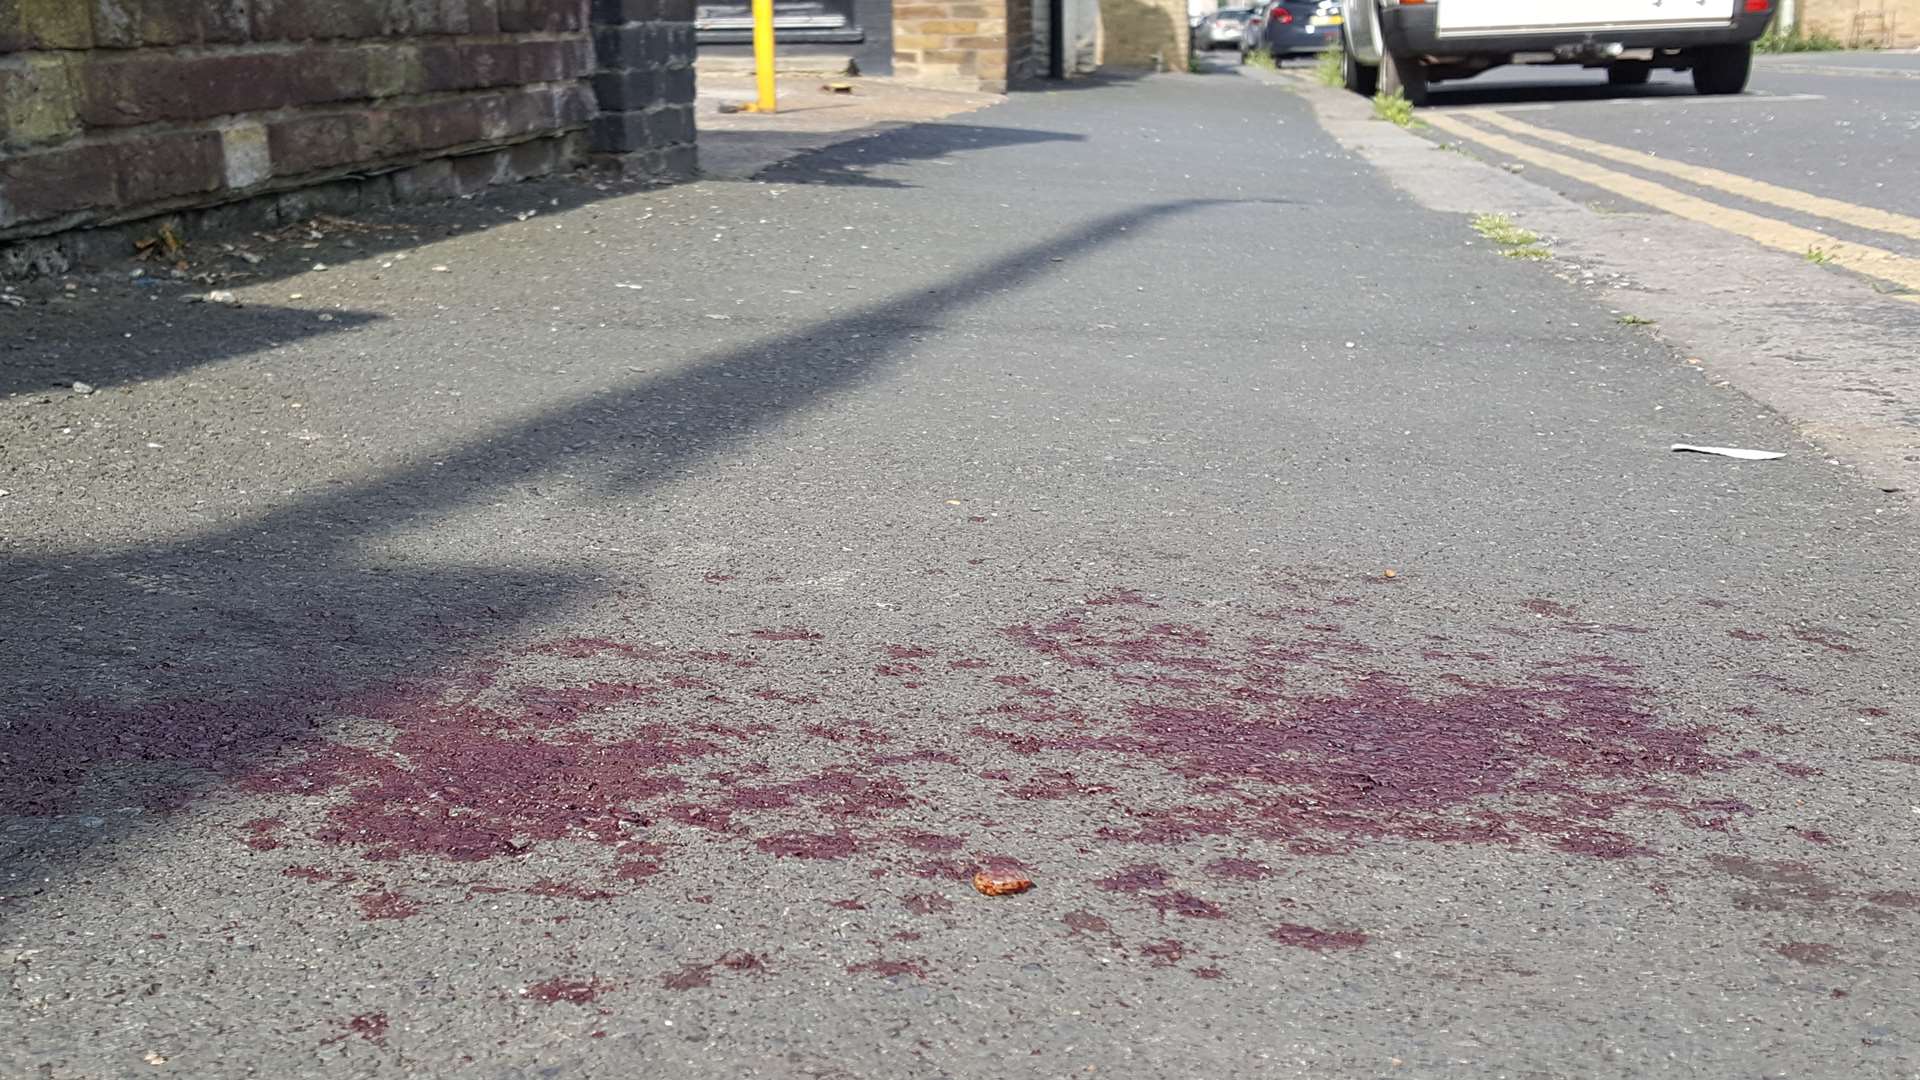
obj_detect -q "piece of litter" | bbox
[822,82,854,93]
[705,313,731,320]
[1382,569,1397,579]
[431,265,450,273]
[205,290,239,306]
[1670,444,1785,461]
[70,381,95,396]
[614,283,643,290]
[288,293,304,301]
[311,263,328,272]
[972,872,1033,897]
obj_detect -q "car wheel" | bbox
[1608,60,1652,85]
[1692,43,1751,95]
[1378,49,1428,105]
[1341,27,1378,95]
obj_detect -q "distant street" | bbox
[6,56,1919,1079]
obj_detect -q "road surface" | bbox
[4,61,1917,1079]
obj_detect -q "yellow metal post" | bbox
[747,0,777,112]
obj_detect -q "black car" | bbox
[1242,0,1343,63]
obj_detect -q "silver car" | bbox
[1195,8,1251,48]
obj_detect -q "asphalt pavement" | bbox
[1415,50,1920,245]
[4,64,1918,1079]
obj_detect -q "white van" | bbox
[1339,0,1778,103]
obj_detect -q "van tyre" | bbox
[1692,42,1751,95]
[1341,28,1378,95]
[1378,49,1428,105]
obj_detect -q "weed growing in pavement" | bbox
[1371,89,1416,127]
[1245,48,1278,70]
[1470,212,1549,259]
[1756,27,1847,52]
[1804,246,1836,265]
[1315,47,1344,86]
[1616,314,1656,326]
[1187,50,1205,73]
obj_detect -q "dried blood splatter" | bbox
[1269,924,1368,951]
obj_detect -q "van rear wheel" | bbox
[1692,43,1751,95]
[1341,28,1378,95]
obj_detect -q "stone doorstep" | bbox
[696,52,859,75]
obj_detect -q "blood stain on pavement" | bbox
[346,1013,388,1043]
[1774,942,1840,965]
[525,977,615,1004]
[1269,924,1368,951]
[356,891,422,921]
[847,957,927,978]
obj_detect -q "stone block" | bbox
[220,120,272,187]
[76,47,375,128]
[0,55,80,148]
[501,0,588,31]
[251,0,390,41]
[914,19,983,33]
[268,112,364,175]
[0,143,118,227]
[390,157,457,200]
[2,0,94,50]
[115,130,225,203]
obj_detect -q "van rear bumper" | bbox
[1381,6,1774,55]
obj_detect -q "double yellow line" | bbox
[1422,110,1920,302]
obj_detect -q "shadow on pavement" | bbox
[1425,77,1699,108]
[0,303,382,398]
[742,122,1085,187]
[1,185,1284,871]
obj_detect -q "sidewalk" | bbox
[695,72,1003,179]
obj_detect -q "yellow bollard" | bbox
[745,0,777,112]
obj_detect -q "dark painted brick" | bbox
[591,69,655,111]
[649,103,693,144]
[662,64,695,104]
[589,111,649,153]
[591,0,659,22]
[660,0,696,22]
[659,141,696,178]
[0,143,118,227]
[115,130,225,203]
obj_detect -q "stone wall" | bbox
[892,0,1012,90]
[0,0,695,245]
[1096,0,1185,69]
[1795,0,1919,46]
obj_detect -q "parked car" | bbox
[1242,0,1345,63]
[1195,8,1251,49]
[1339,0,1774,105]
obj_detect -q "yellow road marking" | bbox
[1423,112,1920,302]
[1471,110,1920,245]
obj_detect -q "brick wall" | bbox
[893,0,1013,90]
[0,0,695,244]
[1797,0,1919,46]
